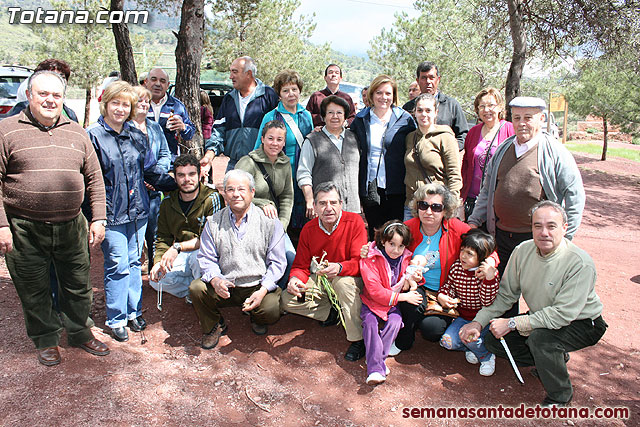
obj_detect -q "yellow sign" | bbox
[549,93,565,112]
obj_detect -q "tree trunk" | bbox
[110,0,137,85]
[83,88,91,128]
[601,117,608,161]
[174,0,205,156]
[505,0,526,121]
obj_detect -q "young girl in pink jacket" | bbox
[359,220,423,385]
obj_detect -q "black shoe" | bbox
[320,307,339,327]
[531,353,570,379]
[128,316,147,332]
[345,340,366,361]
[251,322,268,335]
[541,396,571,408]
[111,326,129,342]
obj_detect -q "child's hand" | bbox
[437,293,459,309]
[399,290,423,306]
[475,260,498,281]
[360,243,370,259]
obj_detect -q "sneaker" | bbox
[388,342,402,357]
[366,372,386,386]
[465,351,479,365]
[385,363,390,375]
[185,295,192,305]
[541,396,571,408]
[479,354,496,376]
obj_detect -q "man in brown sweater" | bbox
[0,70,110,366]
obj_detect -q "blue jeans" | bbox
[277,233,296,289]
[403,205,414,222]
[149,250,201,298]
[101,220,147,328]
[440,316,492,362]
[145,191,162,267]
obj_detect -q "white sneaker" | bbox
[366,372,386,386]
[465,351,479,364]
[388,342,402,357]
[385,363,390,375]
[479,354,496,376]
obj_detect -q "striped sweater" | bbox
[0,109,106,226]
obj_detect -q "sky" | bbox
[295,0,420,57]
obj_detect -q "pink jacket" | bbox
[360,241,413,320]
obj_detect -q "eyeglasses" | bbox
[417,201,444,212]
[478,103,498,111]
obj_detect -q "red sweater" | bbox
[405,217,499,290]
[440,260,499,320]
[360,242,413,321]
[290,211,368,283]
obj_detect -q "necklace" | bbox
[421,224,439,246]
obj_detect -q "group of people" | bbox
[0,55,606,409]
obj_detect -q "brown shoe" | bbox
[202,318,228,349]
[76,338,110,356]
[37,346,61,366]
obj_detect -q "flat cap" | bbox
[509,96,546,110]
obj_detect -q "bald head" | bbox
[145,68,170,102]
[26,71,66,127]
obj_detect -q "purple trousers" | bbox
[361,304,403,376]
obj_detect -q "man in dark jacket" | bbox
[149,154,224,300]
[402,61,468,150]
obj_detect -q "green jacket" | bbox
[153,183,224,264]
[235,147,293,229]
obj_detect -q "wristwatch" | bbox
[172,242,182,254]
[507,317,516,331]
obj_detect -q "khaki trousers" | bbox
[281,275,363,341]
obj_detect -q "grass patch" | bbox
[565,143,640,162]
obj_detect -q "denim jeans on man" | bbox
[101,220,147,328]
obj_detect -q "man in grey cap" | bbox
[468,96,585,312]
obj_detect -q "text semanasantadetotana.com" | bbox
[402,404,630,420]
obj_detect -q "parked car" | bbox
[0,65,33,118]
[168,82,233,117]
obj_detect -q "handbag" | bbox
[423,289,459,318]
[362,125,388,207]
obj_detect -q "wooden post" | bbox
[562,99,568,144]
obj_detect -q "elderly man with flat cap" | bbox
[468,96,585,316]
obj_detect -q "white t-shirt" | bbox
[238,91,254,123]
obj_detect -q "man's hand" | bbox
[144,182,157,192]
[262,204,278,219]
[0,226,13,255]
[167,114,186,132]
[317,262,341,280]
[200,152,214,182]
[305,200,315,219]
[286,277,306,297]
[468,223,478,229]
[360,243,370,259]
[242,286,268,312]
[161,246,180,271]
[211,277,234,299]
[459,321,482,344]
[88,221,105,248]
[489,318,512,339]
[475,260,498,281]
[149,263,165,282]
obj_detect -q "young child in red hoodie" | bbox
[359,220,423,386]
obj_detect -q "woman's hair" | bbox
[367,74,399,107]
[273,69,303,95]
[413,93,437,112]
[460,228,496,262]
[261,119,287,137]
[99,80,137,120]
[409,182,459,219]
[375,219,412,252]
[132,85,151,103]
[320,95,350,119]
[200,90,213,115]
[473,87,505,120]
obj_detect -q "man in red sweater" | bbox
[281,182,368,361]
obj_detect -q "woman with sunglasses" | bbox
[389,182,498,355]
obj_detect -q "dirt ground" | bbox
[0,146,639,427]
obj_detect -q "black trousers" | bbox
[495,227,533,318]
[361,189,404,241]
[485,316,607,403]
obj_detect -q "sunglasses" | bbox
[417,201,444,212]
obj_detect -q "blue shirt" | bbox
[413,227,442,291]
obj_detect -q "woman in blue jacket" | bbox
[87,81,175,342]
[351,75,416,240]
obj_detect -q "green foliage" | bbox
[204,0,334,96]
[20,0,119,90]
[567,55,640,136]
[368,0,512,110]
